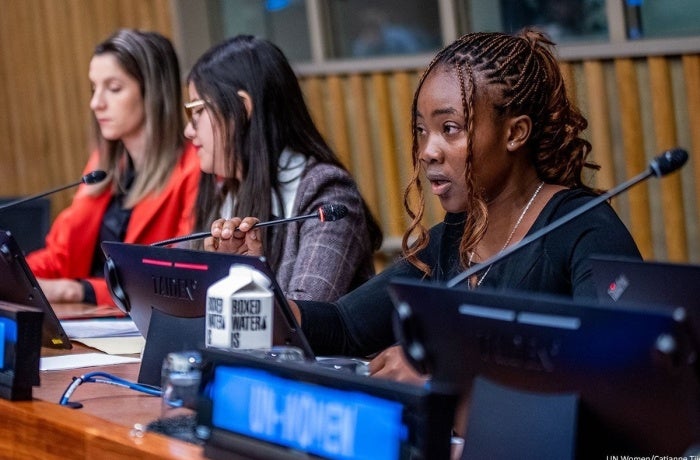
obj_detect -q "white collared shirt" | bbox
[219,147,307,219]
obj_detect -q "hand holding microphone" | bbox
[206,215,264,254]
[151,203,349,248]
[206,204,349,253]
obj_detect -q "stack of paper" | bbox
[60,319,140,338]
[40,353,141,371]
[58,318,145,357]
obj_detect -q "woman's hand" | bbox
[368,345,429,386]
[205,216,263,256]
[37,278,84,303]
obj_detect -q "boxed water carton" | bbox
[206,265,273,351]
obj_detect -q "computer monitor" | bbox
[0,230,71,349]
[101,241,314,385]
[388,278,700,457]
[0,197,50,254]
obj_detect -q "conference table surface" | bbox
[0,303,205,459]
[5,304,463,459]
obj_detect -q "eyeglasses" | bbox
[184,99,206,129]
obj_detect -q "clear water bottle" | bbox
[161,351,202,419]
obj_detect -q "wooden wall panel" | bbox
[648,56,688,262]
[391,71,415,226]
[347,74,381,222]
[0,0,173,218]
[683,55,700,236]
[560,62,576,102]
[300,76,327,139]
[614,58,654,258]
[325,75,352,169]
[584,60,615,191]
[372,73,403,236]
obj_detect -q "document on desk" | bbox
[59,318,145,356]
[60,318,140,338]
[73,336,146,355]
[40,353,141,371]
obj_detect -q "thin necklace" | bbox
[469,181,545,288]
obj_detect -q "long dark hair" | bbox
[188,35,381,267]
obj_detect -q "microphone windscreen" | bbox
[318,203,348,222]
[649,148,688,177]
[82,170,108,184]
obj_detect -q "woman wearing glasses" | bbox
[27,29,201,306]
[184,35,382,301]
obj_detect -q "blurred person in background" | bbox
[28,29,200,306]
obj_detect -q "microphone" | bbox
[446,147,688,288]
[151,203,349,247]
[0,170,108,213]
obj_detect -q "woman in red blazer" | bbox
[27,29,200,306]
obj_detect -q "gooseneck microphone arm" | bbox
[150,203,349,247]
[446,148,689,288]
[0,170,108,213]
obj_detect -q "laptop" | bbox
[590,255,700,341]
[101,241,315,385]
[0,230,71,349]
[591,255,700,306]
[387,278,700,456]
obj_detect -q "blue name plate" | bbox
[211,366,407,459]
[0,317,18,369]
[0,320,5,368]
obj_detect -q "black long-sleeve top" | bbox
[297,189,642,357]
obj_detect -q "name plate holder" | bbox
[197,347,456,459]
[0,300,43,400]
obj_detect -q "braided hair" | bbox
[402,29,598,276]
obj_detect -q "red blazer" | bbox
[27,144,201,306]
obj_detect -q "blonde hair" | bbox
[89,29,184,207]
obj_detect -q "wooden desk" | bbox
[0,303,205,459]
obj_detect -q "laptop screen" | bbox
[101,241,313,385]
[387,278,700,455]
[0,230,71,349]
[590,255,700,342]
[591,255,700,307]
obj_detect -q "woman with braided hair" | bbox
[292,29,640,380]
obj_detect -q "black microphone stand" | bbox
[0,170,107,213]
[0,182,82,213]
[447,148,688,288]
